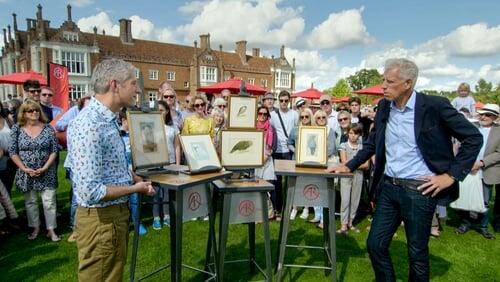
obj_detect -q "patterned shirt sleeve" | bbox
[47,126,59,154]
[8,124,19,156]
[69,123,107,205]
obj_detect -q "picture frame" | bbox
[227,96,257,129]
[179,134,222,173]
[220,130,264,168]
[296,126,328,168]
[127,111,169,170]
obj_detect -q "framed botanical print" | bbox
[220,130,264,168]
[296,126,328,168]
[179,134,222,173]
[227,96,257,129]
[127,111,169,170]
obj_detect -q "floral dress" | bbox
[8,124,59,192]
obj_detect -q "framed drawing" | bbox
[127,111,169,170]
[296,126,327,168]
[179,134,222,173]
[227,96,257,129]
[220,130,264,168]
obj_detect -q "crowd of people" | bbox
[0,58,498,282]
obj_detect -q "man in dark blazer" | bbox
[329,58,482,282]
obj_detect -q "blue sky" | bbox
[1,0,499,91]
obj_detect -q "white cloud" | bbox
[77,11,119,36]
[175,0,304,48]
[477,64,500,82]
[178,1,209,14]
[77,12,176,42]
[416,76,431,88]
[307,7,373,49]
[69,0,94,8]
[422,64,474,79]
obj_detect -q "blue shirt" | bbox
[55,105,80,132]
[385,91,435,179]
[65,98,132,208]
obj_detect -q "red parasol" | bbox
[353,84,383,96]
[332,96,350,103]
[475,101,485,109]
[0,70,48,85]
[197,78,267,95]
[292,86,324,99]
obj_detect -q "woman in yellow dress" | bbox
[181,94,215,138]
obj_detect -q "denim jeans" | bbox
[129,193,139,223]
[367,181,437,282]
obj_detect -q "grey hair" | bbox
[91,59,136,94]
[212,97,226,107]
[211,107,226,119]
[384,58,419,88]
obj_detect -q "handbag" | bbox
[450,173,487,213]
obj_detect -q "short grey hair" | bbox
[212,97,226,107]
[91,59,136,94]
[384,58,419,88]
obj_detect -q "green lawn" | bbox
[1,152,499,281]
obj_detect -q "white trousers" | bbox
[24,189,57,229]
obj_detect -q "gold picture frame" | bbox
[220,129,264,168]
[127,111,169,170]
[179,134,222,173]
[296,126,328,168]
[227,96,258,129]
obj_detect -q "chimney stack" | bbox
[252,48,260,57]
[7,25,12,41]
[236,40,247,64]
[2,29,7,45]
[119,18,133,43]
[199,34,210,51]
[102,29,106,35]
[67,4,72,22]
[280,45,285,58]
[12,13,18,31]
[36,4,43,21]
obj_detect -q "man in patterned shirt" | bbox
[66,59,155,281]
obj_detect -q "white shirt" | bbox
[270,108,298,153]
[327,110,339,133]
[451,96,476,114]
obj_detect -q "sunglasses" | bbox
[24,109,40,114]
[279,99,289,103]
[258,112,268,117]
[320,101,330,105]
[480,113,496,118]
[194,103,206,108]
[218,105,227,108]
[28,89,41,94]
[316,116,326,120]
[300,115,310,119]
[41,93,53,97]
[163,95,175,99]
[338,117,349,122]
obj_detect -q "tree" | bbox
[325,79,352,98]
[346,69,383,91]
[475,78,493,94]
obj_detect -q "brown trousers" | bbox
[76,203,129,282]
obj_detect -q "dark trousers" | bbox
[271,152,292,214]
[367,181,437,282]
[0,159,17,195]
[494,184,500,231]
[457,181,493,231]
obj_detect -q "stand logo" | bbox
[188,192,202,211]
[239,200,255,217]
[303,184,320,201]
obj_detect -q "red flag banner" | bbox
[49,63,70,112]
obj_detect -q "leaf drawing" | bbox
[230,140,253,153]
[237,106,247,117]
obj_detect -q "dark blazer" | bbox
[346,92,483,204]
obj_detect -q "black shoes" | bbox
[477,229,496,240]
[455,224,469,234]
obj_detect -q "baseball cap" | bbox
[296,98,306,107]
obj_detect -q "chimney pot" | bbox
[235,40,248,64]
[199,34,210,50]
[252,48,260,57]
[7,25,12,40]
[280,45,285,58]
[118,18,132,43]
[67,5,72,22]
[12,13,18,31]
[2,29,7,44]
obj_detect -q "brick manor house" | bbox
[0,4,296,102]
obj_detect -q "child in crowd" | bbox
[337,124,369,234]
[119,109,147,236]
[451,82,476,115]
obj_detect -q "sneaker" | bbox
[455,224,469,235]
[299,208,309,220]
[139,224,147,236]
[477,229,495,240]
[153,218,162,230]
[163,217,170,227]
[202,216,209,221]
[290,209,298,220]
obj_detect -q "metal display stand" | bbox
[211,179,274,282]
[130,167,231,282]
[273,160,353,282]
